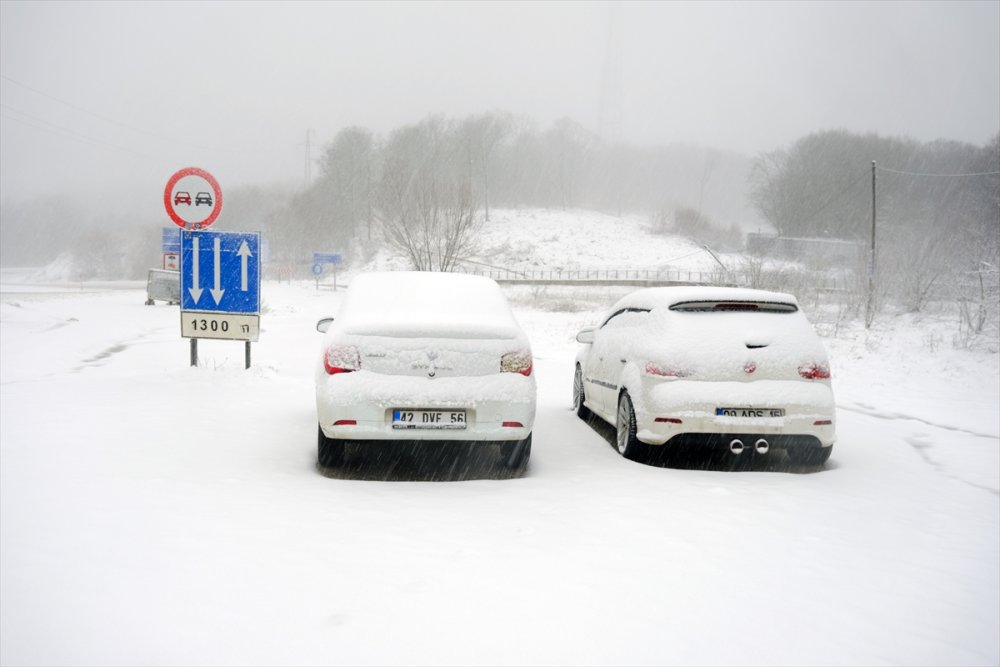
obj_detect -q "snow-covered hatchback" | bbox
[315,271,536,471]
[574,286,836,465]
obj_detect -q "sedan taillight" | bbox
[501,351,533,376]
[798,362,831,380]
[324,345,361,375]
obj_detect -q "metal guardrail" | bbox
[455,268,852,291]
[455,268,725,285]
[264,262,850,291]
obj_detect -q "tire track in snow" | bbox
[0,325,174,385]
[72,326,174,372]
[838,402,998,440]
[840,402,999,496]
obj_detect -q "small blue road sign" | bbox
[162,227,181,253]
[312,263,324,276]
[313,252,343,266]
[180,230,260,314]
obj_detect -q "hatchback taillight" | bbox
[501,351,533,376]
[644,362,690,378]
[324,345,361,375]
[798,362,831,380]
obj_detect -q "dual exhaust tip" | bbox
[729,438,769,455]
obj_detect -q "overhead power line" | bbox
[0,73,216,152]
[1,104,165,161]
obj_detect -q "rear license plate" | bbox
[716,407,785,418]
[392,409,467,430]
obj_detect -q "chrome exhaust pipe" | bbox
[729,439,745,455]
[755,438,769,454]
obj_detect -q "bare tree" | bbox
[748,149,793,236]
[318,127,376,240]
[375,118,481,272]
[459,112,512,222]
[881,225,955,313]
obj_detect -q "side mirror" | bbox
[316,317,334,333]
[576,327,596,344]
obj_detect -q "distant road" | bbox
[0,279,145,296]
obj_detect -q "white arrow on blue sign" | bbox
[180,230,260,314]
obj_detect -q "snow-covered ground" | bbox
[1,213,998,666]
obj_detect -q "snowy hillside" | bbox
[474,209,725,272]
[351,208,730,275]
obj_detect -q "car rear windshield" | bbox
[668,300,798,313]
[339,273,522,339]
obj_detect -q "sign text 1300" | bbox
[180,312,260,342]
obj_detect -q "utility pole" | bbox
[866,160,876,329]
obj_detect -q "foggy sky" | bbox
[1,0,997,209]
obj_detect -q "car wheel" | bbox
[573,365,591,419]
[786,445,833,467]
[317,424,345,468]
[501,434,531,471]
[616,392,647,462]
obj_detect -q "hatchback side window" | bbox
[600,307,650,330]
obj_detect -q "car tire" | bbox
[317,424,345,468]
[501,434,531,471]
[573,365,591,420]
[786,445,833,467]
[616,392,648,462]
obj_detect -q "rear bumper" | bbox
[644,432,829,451]
[316,371,535,442]
[634,379,836,447]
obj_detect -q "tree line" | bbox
[2,115,995,300]
[259,112,756,266]
[749,129,998,242]
[747,129,999,313]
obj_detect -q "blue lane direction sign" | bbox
[181,230,260,313]
[180,230,261,342]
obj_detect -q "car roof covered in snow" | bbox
[335,271,524,339]
[596,286,823,364]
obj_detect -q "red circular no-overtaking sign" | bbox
[164,167,223,229]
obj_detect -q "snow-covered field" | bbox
[1,212,998,666]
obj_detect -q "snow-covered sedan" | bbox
[315,271,535,471]
[573,286,836,465]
